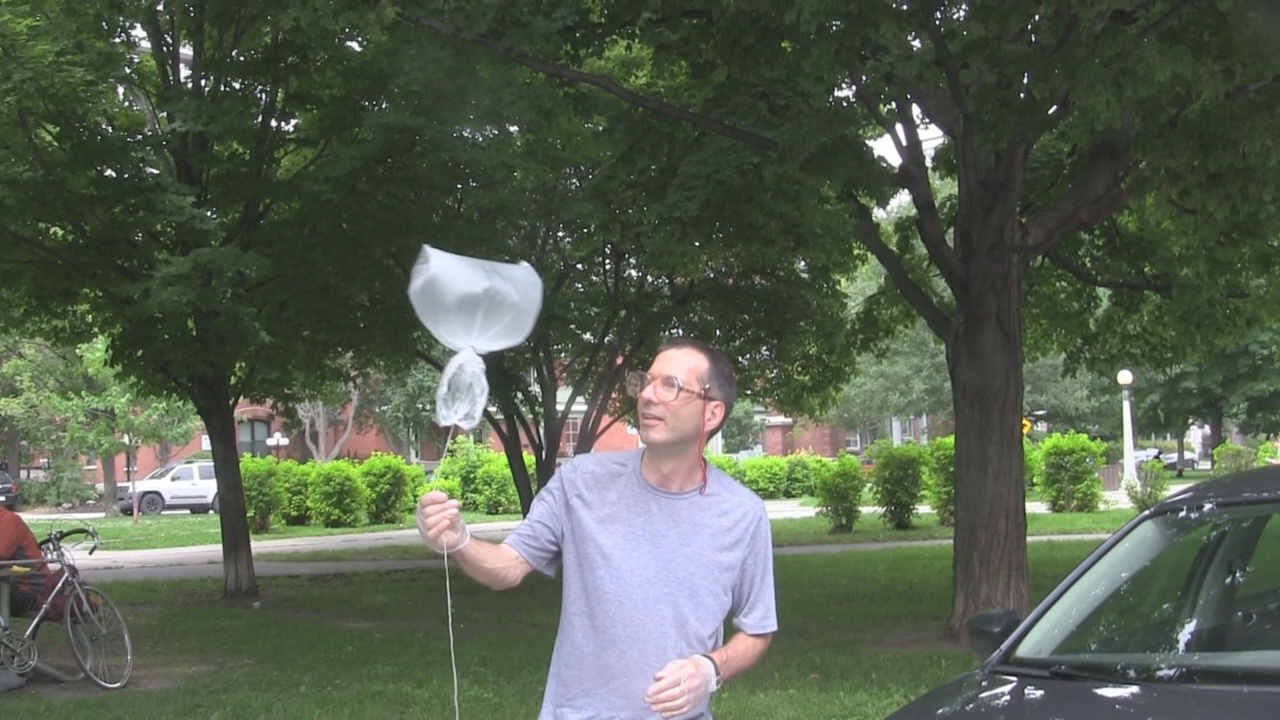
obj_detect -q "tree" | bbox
[0,2,482,596]
[404,1,1280,632]
[1128,328,1280,460]
[828,321,952,432]
[361,361,443,461]
[1022,356,1116,437]
[294,382,361,462]
[0,335,200,508]
[720,401,764,454]
[398,47,863,514]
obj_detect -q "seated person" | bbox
[0,505,49,616]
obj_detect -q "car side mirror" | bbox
[964,609,1022,659]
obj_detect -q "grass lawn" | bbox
[0,541,1100,719]
[255,509,1133,563]
[23,509,525,552]
[25,501,1135,556]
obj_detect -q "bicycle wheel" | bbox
[63,585,132,689]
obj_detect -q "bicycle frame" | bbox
[1,560,83,643]
[1,525,131,689]
[1,527,105,681]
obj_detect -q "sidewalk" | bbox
[73,487,1164,584]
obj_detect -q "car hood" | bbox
[884,671,1278,720]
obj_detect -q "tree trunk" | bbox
[1175,435,1185,478]
[158,441,173,466]
[503,439,535,517]
[193,385,259,599]
[1208,401,1225,468]
[101,452,122,516]
[2,426,20,477]
[946,266,1030,635]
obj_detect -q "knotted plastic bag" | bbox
[407,245,543,429]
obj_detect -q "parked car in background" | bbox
[117,459,219,515]
[883,465,1280,719]
[1133,447,1161,464]
[0,470,18,510]
[1160,450,1200,471]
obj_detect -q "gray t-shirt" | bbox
[504,449,778,720]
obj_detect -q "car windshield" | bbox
[1008,500,1280,685]
[142,465,176,480]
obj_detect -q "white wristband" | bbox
[436,522,471,554]
[692,653,720,693]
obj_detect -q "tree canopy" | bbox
[401,0,1280,631]
[0,1,475,596]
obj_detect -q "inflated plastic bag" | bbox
[407,245,543,429]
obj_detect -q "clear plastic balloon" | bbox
[407,245,543,429]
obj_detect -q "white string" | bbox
[444,541,461,720]
[439,426,462,720]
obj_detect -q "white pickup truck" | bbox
[117,459,220,515]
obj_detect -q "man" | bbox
[418,337,777,720]
[0,504,48,617]
[0,505,48,692]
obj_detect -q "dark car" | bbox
[884,465,1280,720]
[0,469,18,510]
[1160,451,1200,471]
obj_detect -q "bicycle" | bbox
[0,525,133,689]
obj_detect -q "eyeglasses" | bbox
[625,371,714,403]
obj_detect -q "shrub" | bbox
[239,454,283,534]
[809,455,834,497]
[421,475,463,503]
[22,458,97,508]
[434,436,494,511]
[307,459,368,528]
[1126,459,1171,512]
[360,453,415,525]
[1212,442,1256,475]
[815,452,866,533]
[924,435,956,527]
[404,463,429,503]
[277,460,313,526]
[1037,432,1106,513]
[1024,438,1042,489]
[471,453,522,515]
[783,452,823,498]
[1258,440,1280,467]
[868,440,928,530]
[706,454,745,483]
[740,455,788,499]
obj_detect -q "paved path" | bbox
[64,488,1164,584]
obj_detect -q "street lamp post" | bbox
[1117,369,1138,485]
[265,431,290,459]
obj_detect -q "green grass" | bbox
[1176,468,1212,483]
[771,508,1134,547]
[24,509,523,552]
[253,509,1134,563]
[0,541,1101,719]
[21,502,1135,561]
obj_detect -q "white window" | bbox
[562,417,581,457]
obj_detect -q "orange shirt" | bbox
[0,507,48,595]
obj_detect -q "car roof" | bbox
[1154,464,1280,510]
